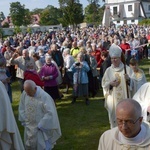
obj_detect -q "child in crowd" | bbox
[129,58,147,97]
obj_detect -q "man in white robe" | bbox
[98,99,150,150]
[133,82,150,122]
[102,44,133,128]
[0,81,24,150]
[19,80,61,150]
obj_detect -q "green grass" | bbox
[11,58,150,150]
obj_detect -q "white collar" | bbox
[118,124,146,145]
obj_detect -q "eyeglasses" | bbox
[117,117,141,126]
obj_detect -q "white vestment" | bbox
[102,63,133,128]
[98,122,150,150]
[19,86,61,150]
[130,68,147,97]
[0,81,24,150]
[133,82,150,122]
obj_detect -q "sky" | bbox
[0,0,92,17]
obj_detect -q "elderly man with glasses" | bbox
[98,99,150,150]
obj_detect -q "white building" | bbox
[102,0,150,27]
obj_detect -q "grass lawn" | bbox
[11,58,150,150]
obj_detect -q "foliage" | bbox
[23,9,32,26]
[40,5,62,25]
[7,1,104,27]
[10,2,25,26]
[59,0,79,7]
[59,0,84,27]
[84,2,104,26]
[0,12,5,21]
[9,2,32,27]
[30,8,44,15]
[2,22,9,28]
[26,27,32,34]
[138,19,150,25]
[0,28,3,38]
[14,26,22,34]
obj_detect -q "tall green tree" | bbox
[59,0,84,27]
[40,5,62,25]
[10,2,25,26]
[23,9,32,26]
[10,2,31,26]
[84,1,104,25]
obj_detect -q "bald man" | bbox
[98,99,150,150]
[19,80,61,150]
[10,49,36,92]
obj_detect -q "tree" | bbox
[0,12,5,21]
[9,2,32,27]
[2,22,9,28]
[23,9,32,26]
[14,26,21,34]
[59,0,84,27]
[30,8,44,15]
[40,5,62,25]
[84,1,104,25]
[0,28,3,39]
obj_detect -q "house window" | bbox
[117,21,120,23]
[148,5,150,11]
[131,20,135,22]
[128,5,132,11]
[113,7,117,15]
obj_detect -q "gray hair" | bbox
[116,99,142,117]
[24,80,36,90]
[45,55,52,60]
[77,52,85,60]
[63,48,70,54]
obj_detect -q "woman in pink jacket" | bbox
[39,55,59,102]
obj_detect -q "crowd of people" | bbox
[0,24,149,102]
[1,23,150,149]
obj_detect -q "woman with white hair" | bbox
[63,48,75,93]
[70,52,90,105]
[39,55,60,102]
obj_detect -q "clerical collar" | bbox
[118,124,146,145]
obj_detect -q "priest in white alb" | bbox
[133,82,150,122]
[98,99,150,150]
[19,80,61,150]
[102,44,133,128]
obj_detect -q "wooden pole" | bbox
[121,52,129,98]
